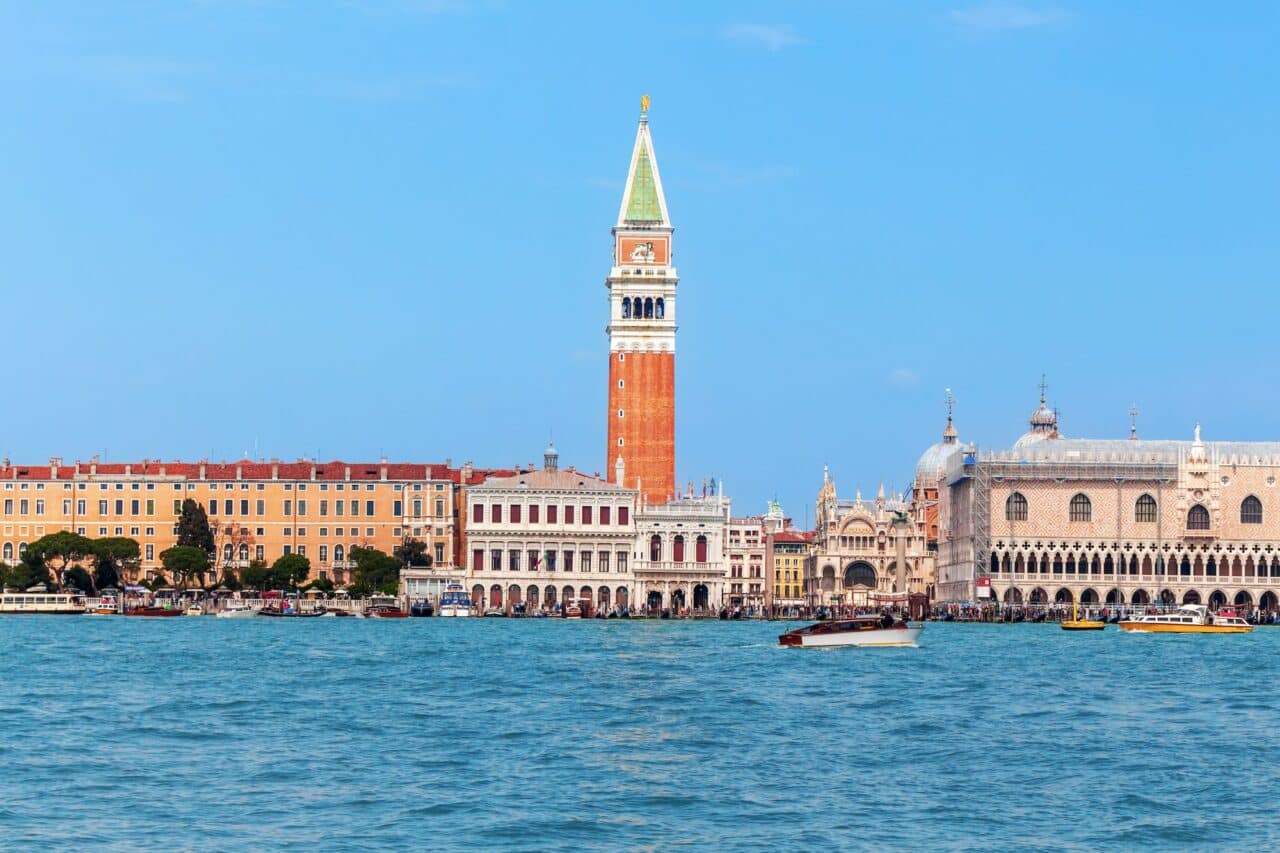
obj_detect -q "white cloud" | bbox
[948,2,1071,33]
[887,368,920,388]
[722,23,806,51]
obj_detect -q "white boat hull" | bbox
[792,626,923,648]
[438,606,471,617]
[216,607,261,619]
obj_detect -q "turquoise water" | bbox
[3,618,1279,851]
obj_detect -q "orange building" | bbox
[606,97,677,504]
[0,456,507,585]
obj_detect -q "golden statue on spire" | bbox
[640,94,650,113]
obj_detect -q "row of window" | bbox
[650,533,709,563]
[1005,492,1266,526]
[473,548,629,573]
[1,496,447,520]
[4,481,446,492]
[991,552,1280,577]
[473,503,630,526]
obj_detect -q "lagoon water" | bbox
[3,618,1280,850]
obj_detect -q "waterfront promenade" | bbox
[3,617,1279,849]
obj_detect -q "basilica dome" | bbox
[915,417,960,481]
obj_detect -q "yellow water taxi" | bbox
[1061,601,1106,631]
[1119,604,1252,634]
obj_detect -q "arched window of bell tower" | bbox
[644,297,654,318]
[655,297,665,319]
[621,298,631,318]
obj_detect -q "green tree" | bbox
[239,559,269,590]
[350,546,401,596]
[268,554,311,590]
[64,566,94,593]
[93,537,139,590]
[176,499,215,555]
[306,577,335,594]
[27,531,95,589]
[394,538,432,568]
[160,545,210,589]
[2,562,53,591]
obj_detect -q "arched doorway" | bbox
[670,588,687,611]
[597,587,610,610]
[508,585,522,606]
[1130,589,1150,605]
[1055,588,1073,604]
[1159,589,1176,606]
[1261,591,1278,612]
[693,584,709,610]
[1105,588,1123,605]
[1029,587,1048,604]
[1235,590,1254,608]
[579,586,593,611]
[1182,589,1201,605]
[1080,588,1099,604]
[1208,590,1227,610]
[526,585,539,610]
[489,584,502,607]
[470,584,483,606]
[1003,587,1024,604]
[616,587,629,610]
[820,565,836,593]
[544,586,557,607]
[562,585,575,607]
[646,590,663,612]
[843,561,876,589]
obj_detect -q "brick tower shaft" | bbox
[606,97,677,505]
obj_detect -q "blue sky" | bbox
[3,1,1279,525]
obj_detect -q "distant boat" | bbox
[125,605,183,618]
[779,614,922,648]
[438,583,472,618]
[366,605,409,618]
[216,603,261,619]
[564,602,583,620]
[410,600,434,617]
[1061,601,1106,631]
[1120,604,1252,634]
[0,591,88,615]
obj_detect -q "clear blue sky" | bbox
[4,2,1279,525]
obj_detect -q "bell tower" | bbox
[606,95,676,504]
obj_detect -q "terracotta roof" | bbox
[0,459,514,483]
[773,530,814,543]
[468,468,631,492]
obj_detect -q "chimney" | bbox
[199,462,206,480]
[271,462,279,481]
[235,464,243,481]
[445,457,452,468]
[125,464,132,477]
[461,461,473,483]
[74,461,81,476]
[344,465,351,482]
[90,459,98,476]
[310,462,317,481]
[49,457,60,479]
[380,462,388,481]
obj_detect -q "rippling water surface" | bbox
[3,618,1279,850]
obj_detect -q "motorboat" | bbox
[366,605,409,618]
[438,583,472,618]
[260,605,323,618]
[1119,604,1253,634]
[482,607,506,617]
[186,604,206,616]
[89,593,120,615]
[1061,601,1106,631]
[124,605,184,617]
[779,613,923,648]
[410,599,434,617]
[0,591,88,615]
[564,602,583,619]
[216,603,261,619]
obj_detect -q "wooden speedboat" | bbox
[125,606,183,617]
[365,605,409,618]
[779,614,922,648]
[1061,601,1106,631]
[260,606,323,618]
[564,603,583,619]
[1120,604,1252,634]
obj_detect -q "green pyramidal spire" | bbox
[625,143,663,223]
